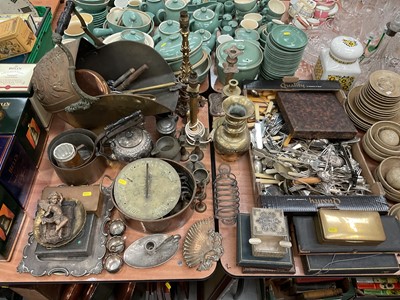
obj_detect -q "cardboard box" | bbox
[0,135,36,208]
[0,63,35,95]
[0,17,36,61]
[41,185,103,217]
[0,97,47,166]
[0,184,23,261]
[243,79,387,214]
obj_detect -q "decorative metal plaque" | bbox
[17,195,114,277]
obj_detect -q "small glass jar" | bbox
[313,35,364,91]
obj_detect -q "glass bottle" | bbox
[356,13,400,86]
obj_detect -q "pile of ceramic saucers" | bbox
[374,156,400,202]
[260,24,307,80]
[346,70,400,131]
[362,121,400,162]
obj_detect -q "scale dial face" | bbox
[113,158,181,220]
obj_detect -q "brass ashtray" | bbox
[33,191,86,248]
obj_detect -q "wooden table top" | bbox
[0,105,216,284]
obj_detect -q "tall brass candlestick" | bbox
[187,71,200,129]
[176,10,192,118]
[179,10,192,84]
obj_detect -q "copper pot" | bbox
[47,128,107,185]
[104,159,196,233]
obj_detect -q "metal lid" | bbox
[156,116,177,135]
[115,127,144,148]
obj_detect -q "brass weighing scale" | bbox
[113,158,182,220]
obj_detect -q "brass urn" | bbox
[214,95,254,162]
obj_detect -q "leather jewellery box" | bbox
[315,209,386,245]
[293,215,400,254]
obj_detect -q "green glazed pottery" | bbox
[190,3,223,33]
[120,29,146,43]
[121,10,144,27]
[155,32,204,71]
[152,20,180,43]
[216,39,263,84]
[269,25,308,50]
[157,0,188,23]
[93,8,152,36]
[195,29,216,51]
[235,28,260,41]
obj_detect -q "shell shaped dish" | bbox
[183,218,223,271]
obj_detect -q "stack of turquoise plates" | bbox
[74,0,110,28]
[260,25,308,80]
[90,8,109,28]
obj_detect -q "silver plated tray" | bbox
[17,193,114,277]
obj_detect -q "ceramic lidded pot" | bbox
[190,4,222,33]
[216,39,263,84]
[157,0,188,23]
[121,9,144,27]
[195,29,216,51]
[313,35,364,91]
[235,28,260,42]
[155,32,204,71]
[93,8,152,36]
[121,29,146,43]
[153,20,180,43]
[139,0,164,17]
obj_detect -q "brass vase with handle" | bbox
[214,95,254,162]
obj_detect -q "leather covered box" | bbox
[0,184,23,261]
[0,97,47,166]
[315,209,386,245]
[293,215,400,254]
[0,135,36,208]
[275,91,357,140]
[237,213,295,272]
[302,253,399,275]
